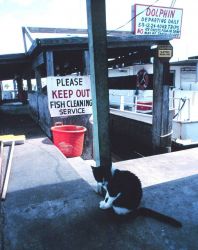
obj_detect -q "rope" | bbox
[160,130,173,138]
[173,98,186,119]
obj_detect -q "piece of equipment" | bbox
[0,134,26,200]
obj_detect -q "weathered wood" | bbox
[0,141,4,194]
[196,62,198,82]
[0,53,28,64]
[28,27,89,34]
[16,76,23,99]
[26,77,32,92]
[26,26,175,41]
[86,0,112,175]
[1,141,15,200]
[22,27,34,53]
[35,35,173,52]
[22,27,34,42]
[26,26,134,36]
[22,27,28,53]
[83,51,90,75]
[32,52,44,69]
[152,57,172,154]
[35,68,42,92]
[46,51,55,76]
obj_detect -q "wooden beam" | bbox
[1,141,15,200]
[27,27,89,34]
[26,26,135,37]
[22,27,28,53]
[32,52,44,69]
[35,68,42,92]
[26,27,175,42]
[26,77,32,92]
[86,0,112,176]
[16,76,23,98]
[46,51,55,76]
[0,53,28,65]
[31,35,173,54]
[83,51,90,75]
[152,58,172,154]
[22,27,34,53]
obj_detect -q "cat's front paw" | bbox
[99,200,111,209]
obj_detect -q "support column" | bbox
[152,57,172,154]
[27,77,32,92]
[83,50,90,75]
[35,68,42,93]
[16,76,23,101]
[86,0,112,176]
[46,51,55,76]
[0,81,2,103]
[81,50,94,159]
[196,62,198,82]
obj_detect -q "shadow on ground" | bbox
[1,174,198,250]
[0,109,45,139]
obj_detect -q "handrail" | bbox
[109,93,191,120]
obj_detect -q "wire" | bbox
[107,0,161,34]
[173,98,186,119]
[170,0,176,7]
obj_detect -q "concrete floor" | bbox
[0,104,198,250]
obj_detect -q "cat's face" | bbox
[91,166,107,196]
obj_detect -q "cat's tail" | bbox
[137,207,182,228]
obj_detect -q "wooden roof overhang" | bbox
[0,34,173,81]
[0,53,31,81]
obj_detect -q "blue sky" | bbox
[0,0,197,61]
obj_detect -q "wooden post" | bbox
[152,57,172,154]
[16,76,23,101]
[81,50,94,159]
[46,51,55,76]
[0,81,2,102]
[27,77,32,92]
[83,51,90,75]
[35,68,42,92]
[196,62,198,82]
[86,0,112,176]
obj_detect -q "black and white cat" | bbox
[91,166,182,228]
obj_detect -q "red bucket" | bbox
[51,125,87,157]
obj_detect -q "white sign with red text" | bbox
[47,76,92,117]
[133,4,183,37]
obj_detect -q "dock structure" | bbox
[0,1,198,249]
[0,10,175,165]
[0,27,174,162]
[0,110,197,249]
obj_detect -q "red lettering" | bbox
[137,28,143,34]
[76,89,90,97]
[69,90,73,98]
[52,90,58,98]
[52,90,73,99]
